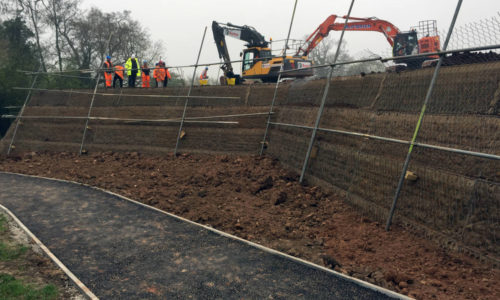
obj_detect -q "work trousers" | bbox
[104,72,113,88]
[142,74,151,88]
[113,75,123,88]
[128,73,137,88]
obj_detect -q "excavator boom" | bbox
[297,15,401,57]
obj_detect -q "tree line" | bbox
[1,0,168,72]
[0,0,186,137]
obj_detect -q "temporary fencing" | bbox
[2,0,499,264]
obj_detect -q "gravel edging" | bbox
[0,204,98,299]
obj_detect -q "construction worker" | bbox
[141,60,151,88]
[161,61,172,87]
[200,67,208,79]
[154,60,166,88]
[113,65,125,88]
[103,56,113,88]
[125,54,141,88]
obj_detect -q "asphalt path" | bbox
[0,172,405,299]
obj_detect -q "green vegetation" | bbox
[0,242,28,261]
[0,17,38,137]
[0,274,58,300]
[0,215,6,232]
[0,214,27,261]
[0,214,60,299]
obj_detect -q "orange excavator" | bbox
[296,15,441,69]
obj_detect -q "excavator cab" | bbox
[242,48,272,71]
[393,31,419,57]
[392,31,427,69]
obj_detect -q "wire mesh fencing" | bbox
[441,13,500,51]
[264,50,500,264]
[1,65,281,157]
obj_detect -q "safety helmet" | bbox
[205,67,208,70]
[143,60,147,63]
[106,55,111,60]
[131,54,136,58]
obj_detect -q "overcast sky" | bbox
[82,0,499,77]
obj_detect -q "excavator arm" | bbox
[212,21,269,78]
[296,15,401,57]
[212,21,235,77]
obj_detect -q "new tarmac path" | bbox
[0,172,406,299]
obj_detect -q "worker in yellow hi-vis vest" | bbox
[125,54,141,88]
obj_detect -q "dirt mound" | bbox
[0,152,499,299]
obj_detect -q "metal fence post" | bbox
[259,0,299,156]
[79,71,103,155]
[79,34,113,155]
[385,0,464,231]
[7,65,41,155]
[116,89,123,106]
[174,26,207,156]
[298,0,356,183]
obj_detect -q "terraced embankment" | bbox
[1,62,499,263]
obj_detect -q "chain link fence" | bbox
[441,13,500,51]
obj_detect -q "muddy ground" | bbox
[0,151,498,299]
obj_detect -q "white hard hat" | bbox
[131,54,136,58]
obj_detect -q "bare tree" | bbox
[42,0,78,71]
[1,1,168,74]
[307,35,353,77]
[10,0,47,71]
[345,49,385,75]
[142,40,165,64]
[59,8,159,71]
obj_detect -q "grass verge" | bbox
[0,214,60,299]
[0,273,58,299]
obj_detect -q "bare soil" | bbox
[0,211,84,299]
[0,151,498,300]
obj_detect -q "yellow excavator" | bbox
[212,21,313,84]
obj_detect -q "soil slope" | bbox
[0,151,498,300]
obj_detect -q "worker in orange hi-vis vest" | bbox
[199,67,208,79]
[141,60,151,88]
[103,55,113,88]
[113,65,125,88]
[155,60,167,88]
